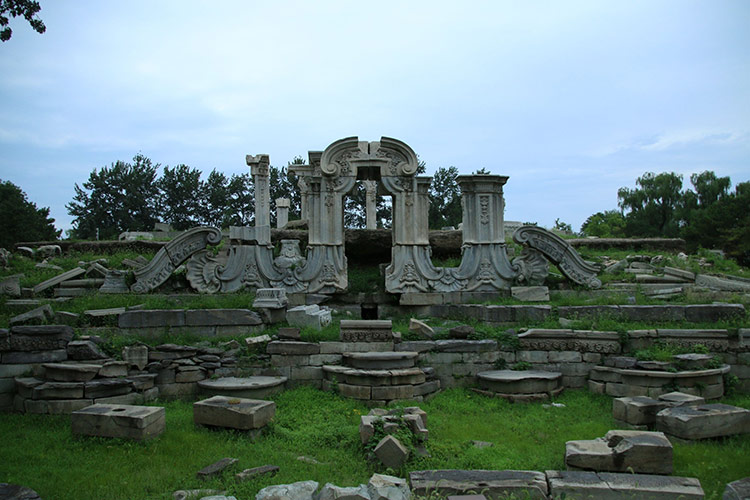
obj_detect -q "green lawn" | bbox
[1,388,748,500]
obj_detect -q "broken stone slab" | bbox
[277,327,301,340]
[696,274,750,292]
[43,363,101,382]
[656,404,750,440]
[194,395,275,430]
[234,464,279,483]
[9,305,54,326]
[33,381,84,399]
[0,483,42,500]
[477,370,562,394]
[71,404,165,440]
[546,470,704,500]
[409,318,435,339]
[672,353,713,370]
[449,325,475,339]
[368,474,411,500]
[340,320,393,342]
[33,267,86,294]
[255,480,319,500]
[84,378,133,399]
[197,457,239,480]
[317,483,370,500]
[613,396,670,426]
[511,286,550,302]
[253,288,288,309]
[67,340,107,360]
[409,470,549,499]
[98,360,128,377]
[565,430,673,475]
[266,341,320,355]
[123,345,149,370]
[172,490,226,500]
[99,270,129,294]
[658,391,705,407]
[197,376,287,399]
[286,305,331,330]
[374,434,410,469]
[185,309,263,327]
[0,274,22,297]
[344,351,418,370]
[245,334,272,351]
[723,477,750,500]
[2,349,67,364]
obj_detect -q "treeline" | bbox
[581,171,750,265]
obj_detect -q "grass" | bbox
[0,388,748,500]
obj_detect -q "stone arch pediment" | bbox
[319,136,419,180]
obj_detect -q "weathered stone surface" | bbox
[46,398,94,414]
[185,309,262,326]
[9,305,54,326]
[172,490,226,500]
[286,305,331,330]
[194,395,275,430]
[256,480,319,500]
[267,341,320,355]
[9,324,74,351]
[448,325,475,339]
[67,340,107,360]
[612,396,669,426]
[656,404,750,439]
[566,430,673,475]
[340,320,393,342]
[410,469,548,499]
[434,339,497,352]
[409,318,434,339]
[696,274,750,292]
[197,376,286,399]
[98,360,128,377]
[71,404,165,440]
[723,477,750,500]
[0,275,22,298]
[33,267,86,294]
[253,288,288,309]
[197,457,238,480]
[43,363,100,382]
[33,381,84,399]
[123,345,149,370]
[2,349,67,364]
[317,483,370,500]
[477,370,562,394]
[511,286,550,302]
[0,483,42,499]
[235,464,279,483]
[368,474,411,500]
[684,303,745,322]
[658,391,705,407]
[84,379,132,399]
[119,310,185,328]
[546,470,704,500]
[344,351,417,370]
[374,435,410,469]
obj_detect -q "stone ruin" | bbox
[122,136,600,297]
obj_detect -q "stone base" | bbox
[656,404,750,440]
[71,404,165,440]
[471,387,564,403]
[547,470,704,500]
[197,376,286,399]
[193,395,275,430]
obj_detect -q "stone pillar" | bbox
[246,154,271,245]
[457,175,508,244]
[275,198,290,229]
[364,180,378,229]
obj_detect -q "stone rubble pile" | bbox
[359,407,428,469]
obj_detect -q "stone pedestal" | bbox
[656,404,750,440]
[194,395,275,431]
[71,404,165,440]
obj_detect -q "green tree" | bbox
[580,210,626,238]
[157,164,202,230]
[617,172,684,237]
[66,154,160,239]
[200,169,230,227]
[269,162,301,226]
[0,179,60,247]
[225,173,254,227]
[429,166,462,229]
[1,0,45,42]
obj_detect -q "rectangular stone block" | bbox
[33,381,84,400]
[291,366,323,380]
[517,351,549,363]
[9,325,74,351]
[2,349,67,364]
[434,340,497,353]
[319,341,394,353]
[33,267,86,294]
[194,395,275,430]
[410,470,548,499]
[547,470,704,499]
[656,404,750,439]
[339,319,393,342]
[185,309,262,326]
[371,384,414,400]
[338,383,371,399]
[549,351,582,363]
[72,404,165,440]
[266,341,320,355]
[118,310,185,328]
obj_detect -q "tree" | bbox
[66,154,160,239]
[0,179,59,247]
[224,173,254,227]
[201,169,230,228]
[157,164,202,230]
[269,162,301,226]
[580,210,626,238]
[1,0,45,42]
[617,172,684,237]
[429,166,462,229]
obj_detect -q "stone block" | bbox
[67,340,107,360]
[286,305,331,330]
[338,383,371,400]
[33,381,84,400]
[723,477,750,500]
[71,404,165,440]
[2,349,67,364]
[123,345,149,370]
[84,379,132,399]
[656,404,750,439]
[546,470,704,500]
[118,310,185,328]
[368,473,410,500]
[256,480,319,500]
[196,457,239,480]
[96,392,143,405]
[320,341,393,353]
[185,309,262,326]
[517,351,549,363]
[565,430,673,475]
[318,483,370,500]
[9,324,74,351]
[684,304,745,322]
[290,366,323,380]
[549,351,582,363]
[43,363,100,382]
[9,304,55,326]
[47,398,94,414]
[374,435,409,468]
[176,369,206,383]
[434,339,497,352]
[612,396,669,426]
[33,267,86,294]
[409,470,548,499]
[658,391,705,407]
[409,318,435,339]
[253,288,288,309]
[266,341,320,355]
[235,464,279,483]
[511,286,549,302]
[339,320,393,342]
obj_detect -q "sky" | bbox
[1,1,749,235]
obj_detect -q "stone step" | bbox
[476,370,563,401]
[343,351,418,370]
[42,363,102,382]
[322,365,426,386]
[196,376,287,399]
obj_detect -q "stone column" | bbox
[457,175,508,244]
[246,154,271,245]
[364,180,378,229]
[275,198,290,229]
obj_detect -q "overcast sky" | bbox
[1,1,748,235]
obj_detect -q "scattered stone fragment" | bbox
[0,483,42,499]
[317,483,370,500]
[374,434,410,469]
[235,464,279,483]
[33,267,86,294]
[409,318,435,339]
[245,334,272,350]
[0,274,22,297]
[449,324,474,339]
[565,430,673,474]
[278,327,301,340]
[409,470,548,499]
[368,474,411,500]
[511,286,550,302]
[296,456,322,465]
[9,305,54,326]
[67,340,107,360]
[723,477,750,500]
[172,489,225,500]
[472,440,493,448]
[658,392,705,407]
[255,480,319,500]
[123,345,149,370]
[656,404,750,440]
[196,457,239,480]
